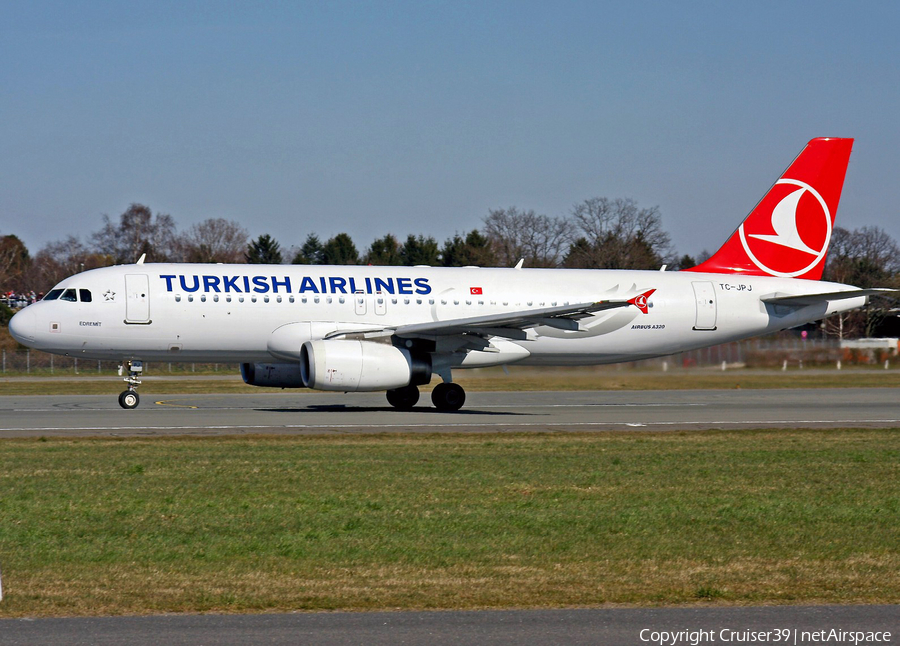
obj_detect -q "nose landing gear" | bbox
[118,360,143,409]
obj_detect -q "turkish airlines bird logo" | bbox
[628,289,656,314]
[738,179,832,278]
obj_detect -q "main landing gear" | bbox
[117,360,143,409]
[385,382,466,411]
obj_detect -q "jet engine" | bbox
[240,362,305,388]
[300,340,431,392]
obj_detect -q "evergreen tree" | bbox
[245,234,283,264]
[292,234,325,264]
[322,233,359,265]
[364,234,402,265]
[400,234,439,266]
[441,230,495,267]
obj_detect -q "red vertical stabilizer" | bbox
[684,137,853,280]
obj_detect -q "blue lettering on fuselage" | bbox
[158,274,433,295]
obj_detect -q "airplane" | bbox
[8,137,895,411]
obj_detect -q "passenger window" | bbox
[44,289,63,301]
[79,289,92,302]
[61,289,77,302]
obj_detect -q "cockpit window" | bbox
[61,289,77,302]
[79,289,92,303]
[44,289,63,301]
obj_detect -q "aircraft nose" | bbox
[8,306,36,344]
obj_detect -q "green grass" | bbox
[1,430,898,616]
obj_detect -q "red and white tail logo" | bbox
[684,137,853,280]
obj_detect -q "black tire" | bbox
[386,385,419,410]
[431,382,466,411]
[118,390,140,409]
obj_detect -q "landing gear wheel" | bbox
[386,385,420,410]
[118,390,140,409]
[431,383,466,411]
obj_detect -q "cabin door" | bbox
[692,281,717,330]
[125,274,151,324]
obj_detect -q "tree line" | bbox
[2,200,898,304]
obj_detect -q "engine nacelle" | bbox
[240,362,305,388]
[300,340,431,392]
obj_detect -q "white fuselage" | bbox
[10,263,864,368]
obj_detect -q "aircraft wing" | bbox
[325,296,645,342]
[392,299,633,340]
[761,288,898,307]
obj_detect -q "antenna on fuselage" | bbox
[136,253,146,265]
[514,259,524,270]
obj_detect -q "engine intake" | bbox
[240,362,305,388]
[300,340,431,392]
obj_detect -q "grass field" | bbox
[1,366,900,397]
[1,430,898,617]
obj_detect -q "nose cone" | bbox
[8,306,36,345]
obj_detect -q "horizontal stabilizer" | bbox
[761,288,898,307]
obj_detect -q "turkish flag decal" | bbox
[470,287,483,295]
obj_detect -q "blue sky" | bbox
[2,1,898,260]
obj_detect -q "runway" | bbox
[1,606,897,645]
[0,387,898,437]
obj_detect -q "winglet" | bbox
[628,289,656,314]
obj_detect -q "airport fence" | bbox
[0,351,232,376]
[0,337,897,377]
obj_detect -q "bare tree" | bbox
[564,197,673,269]
[92,203,177,264]
[177,218,248,263]
[482,207,573,268]
[823,226,900,338]
[32,236,114,293]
